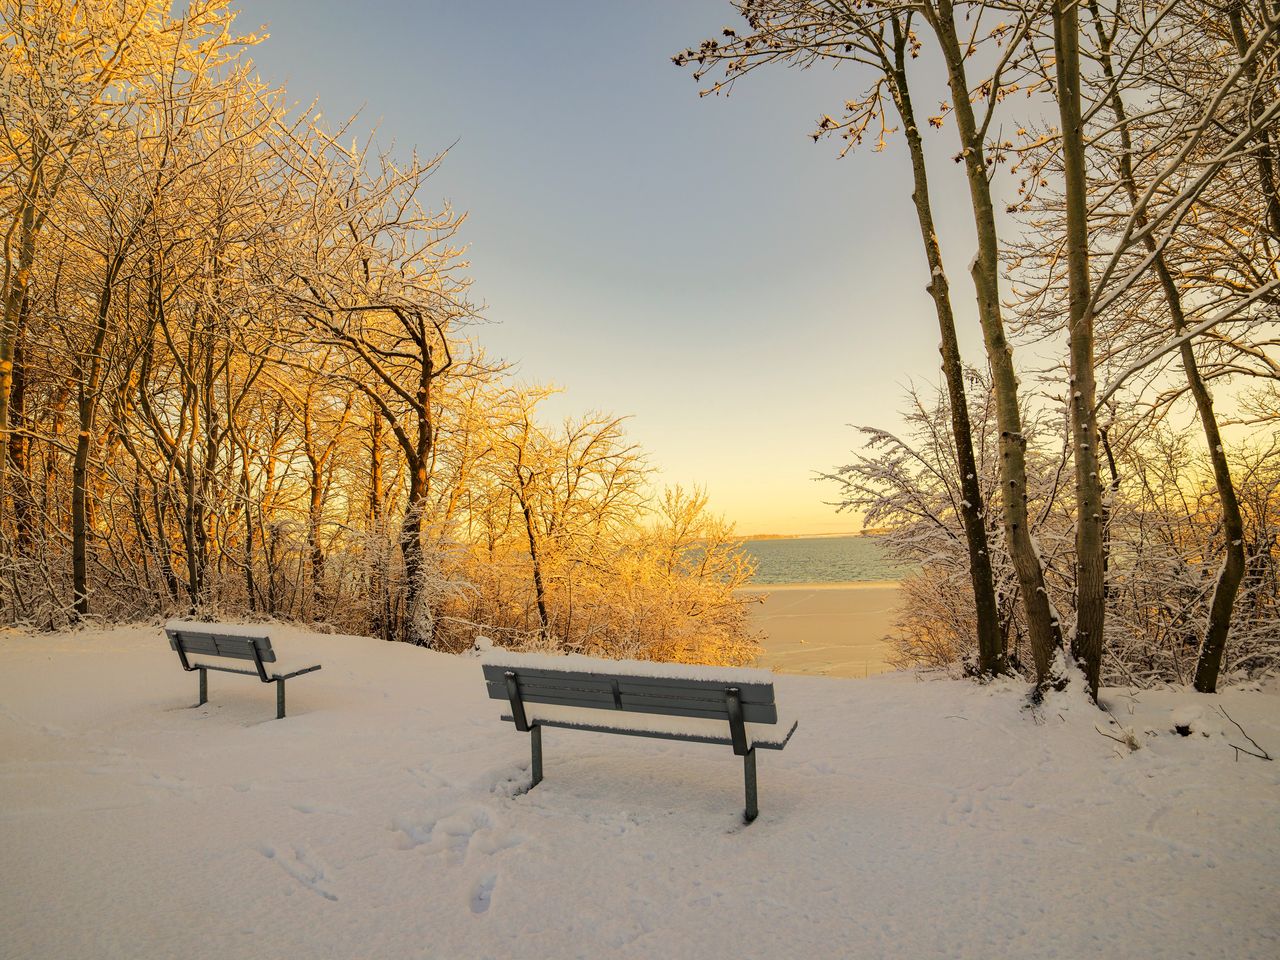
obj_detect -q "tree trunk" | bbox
[369,410,384,522]
[929,0,1063,685]
[1054,0,1107,698]
[9,311,34,554]
[890,18,1005,675]
[0,190,38,504]
[1087,0,1247,694]
[153,489,181,602]
[71,271,117,619]
[1228,2,1280,241]
[309,466,325,616]
[240,440,257,612]
[303,402,326,618]
[400,469,428,644]
[71,403,92,619]
[368,411,390,640]
[517,469,551,640]
[394,333,442,646]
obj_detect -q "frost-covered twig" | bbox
[1217,705,1273,762]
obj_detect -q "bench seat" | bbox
[165,621,321,720]
[498,702,798,750]
[483,652,797,822]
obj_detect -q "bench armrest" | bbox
[272,664,322,681]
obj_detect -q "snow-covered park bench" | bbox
[482,653,798,822]
[165,622,322,720]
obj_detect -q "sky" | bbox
[237,0,991,536]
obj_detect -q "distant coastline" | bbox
[740,532,912,585]
[737,580,902,593]
[740,529,891,541]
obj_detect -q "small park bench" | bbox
[482,655,797,822]
[165,623,321,720]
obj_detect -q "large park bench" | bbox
[482,653,797,822]
[165,622,322,720]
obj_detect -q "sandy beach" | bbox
[739,581,904,678]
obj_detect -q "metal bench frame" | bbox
[167,627,321,720]
[486,664,797,823]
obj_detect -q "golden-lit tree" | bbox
[0,0,761,668]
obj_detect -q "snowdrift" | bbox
[2,623,1277,959]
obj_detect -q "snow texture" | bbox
[2,623,1278,960]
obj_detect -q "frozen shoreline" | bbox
[738,580,903,678]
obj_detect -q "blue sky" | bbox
[239,0,990,534]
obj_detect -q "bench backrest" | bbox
[167,627,276,664]
[481,663,777,724]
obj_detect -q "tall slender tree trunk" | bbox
[1228,2,1280,242]
[400,351,438,646]
[369,411,384,522]
[1054,0,1107,698]
[153,489,181,602]
[516,468,550,640]
[262,451,280,615]
[1087,0,1247,694]
[309,468,325,616]
[72,273,117,618]
[182,409,204,610]
[302,403,326,618]
[400,468,428,644]
[1189,360,1248,692]
[71,406,92,619]
[928,0,1063,685]
[368,410,390,639]
[9,309,34,554]
[889,18,1005,675]
[240,439,257,612]
[1,185,39,505]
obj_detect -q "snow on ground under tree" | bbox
[2,623,1277,960]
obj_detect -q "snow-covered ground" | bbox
[2,623,1277,960]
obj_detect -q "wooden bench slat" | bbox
[170,635,219,656]
[483,679,779,721]
[498,675,618,697]
[614,674,776,702]
[616,680,774,706]
[617,694,778,724]
[168,629,276,663]
[500,714,798,751]
[484,681,616,711]
[481,663,775,703]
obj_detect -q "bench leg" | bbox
[743,747,758,823]
[276,679,286,720]
[197,667,207,707]
[530,725,543,787]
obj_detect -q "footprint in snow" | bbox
[407,762,452,791]
[258,843,338,901]
[470,873,497,914]
[291,800,354,817]
[393,805,524,862]
[144,773,192,794]
[480,764,532,798]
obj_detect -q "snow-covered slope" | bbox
[2,624,1276,960]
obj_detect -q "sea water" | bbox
[742,535,911,585]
